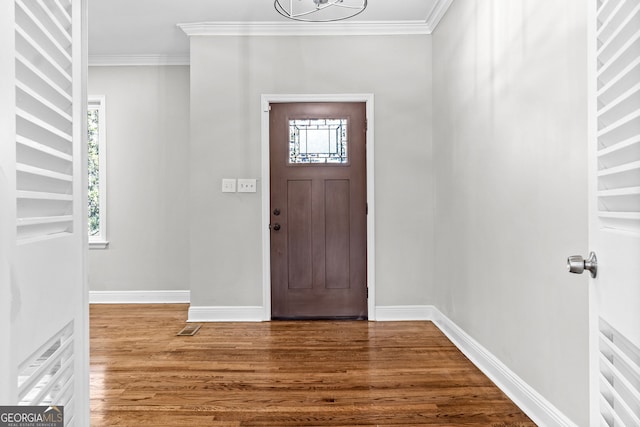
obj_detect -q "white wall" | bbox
[88,66,190,292]
[189,35,434,308]
[432,1,589,424]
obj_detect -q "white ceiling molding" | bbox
[177,0,454,37]
[88,0,455,64]
[425,0,454,31]
[89,54,190,67]
[177,20,433,37]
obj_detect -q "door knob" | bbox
[273,223,281,231]
[567,252,597,278]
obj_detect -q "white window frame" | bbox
[88,95,108,249]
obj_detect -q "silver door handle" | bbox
[567,252,597,278]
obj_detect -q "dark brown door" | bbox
[270,102,367,319]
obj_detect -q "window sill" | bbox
[89,240,109,250]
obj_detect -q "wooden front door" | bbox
[270,102,367,319]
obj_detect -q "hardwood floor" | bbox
[90,304,536,426]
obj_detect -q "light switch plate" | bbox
[222,179,236,193]
[238,179,257,193]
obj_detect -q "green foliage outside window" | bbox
[88,108,100,236]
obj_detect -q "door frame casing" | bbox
[260,94,375,321]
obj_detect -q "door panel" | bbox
[325,179,350,289]
[287,180,313,289]
[1,0,88,424]
[270,102,367,319]
[589,0,640,424]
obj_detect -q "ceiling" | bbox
[88,0,452,65]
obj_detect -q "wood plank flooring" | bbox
[90,304,536,426]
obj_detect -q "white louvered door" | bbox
[589,0,640,425]
[0,0,88,425]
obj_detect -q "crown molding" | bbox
[92,0,455,64]
[89,54,190,67]
[426,0,454,31]
[178,20,433,37]
[177,0,454,37]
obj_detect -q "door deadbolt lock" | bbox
[567,252,598,278]
[273,208,281,216]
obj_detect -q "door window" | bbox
[288,118,348,164]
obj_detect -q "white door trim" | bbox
[260,94,375,321]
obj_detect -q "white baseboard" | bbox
[375,305,436,321]
[89,290,190,304]
[188,306,265,322]
[430,308,577,427]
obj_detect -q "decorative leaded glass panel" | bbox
[289,119,348,164]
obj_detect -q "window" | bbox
[289,118,349,164]
[88,96,108,249]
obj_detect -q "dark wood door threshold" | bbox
[271,316,368,321]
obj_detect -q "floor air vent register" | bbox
[177,324,201,336]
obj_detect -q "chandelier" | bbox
[274,0,368,22]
